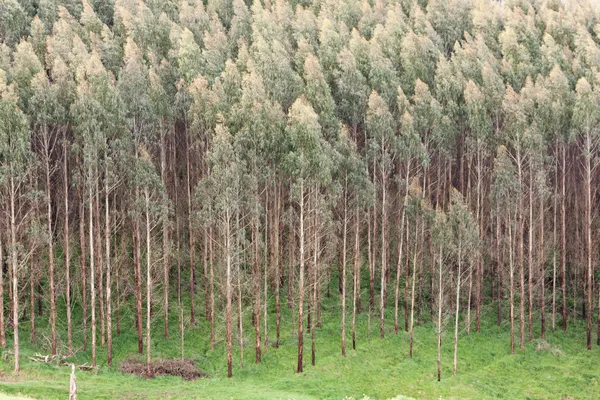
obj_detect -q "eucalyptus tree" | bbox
[119,38,152,353]
[536,65,572,333]
[490,145,519,354]
[572,76,600,350]
[203,122,244,378]
[137,146,168,377]
[448,188,478,376]
[0,70,33,374]
[431,206,450,382]
[333,127,371,355]
[72,51,120,367]
[285,97,330,373]
[366,90,396,339]
[234,66,285,363]
[502,82,534,350]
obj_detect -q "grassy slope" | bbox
[0,283,598,400]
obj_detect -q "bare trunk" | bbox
[352,205,360,350]
[437,244,443,382]
[45,157,56,356]
[561,144,567,331]
[297,179,305,373]
[89,166,97,367]
[145,188,152,377]
[454,238,462,376]
[11,176,19,373]
[64,134,72,355]
[105,163,113,366]
[528,163,534,342]
[341,178,348,356]
[226,211,233,378]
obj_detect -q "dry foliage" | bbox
[120,357,208,381]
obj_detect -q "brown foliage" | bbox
[120,357,209,380]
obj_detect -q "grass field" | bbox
[0,285,598,399]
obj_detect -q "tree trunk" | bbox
[79,185,87,351]
[297,179,305,373]
[437,244,443,382]
[12,180,21,374]
[161,130,169,340]
[380,164,387,339]
[454,237,462,376]
[145,188,152,377]
[105,163,113,366]
[585,134,593,350]
[509,214,515,355]
[352,205,360,350]
[89,166,97,367]
[528,163,534,342]
[226,211,233,378]
[64,134,72,355]
[0,233,5,348]
[561,144,567,331]
[45,155,56,356]
[341,178,348,356]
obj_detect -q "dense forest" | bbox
[0,0,599,386]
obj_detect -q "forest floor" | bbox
[0,290,598,399]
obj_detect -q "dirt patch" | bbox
[120,357,209,381]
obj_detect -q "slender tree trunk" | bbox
[341,178,348,356]
[10,175,20,374]
[187,135,195,325]
[145,188,152,377]
[585,135,593,350]
[409,226,418,359]
[297,179,305,373]
[275,181,281,348]
[380,165,387,339]
[561,144,567,331]
[89,166,97,367]
[476,147,482,333]
[540,182,546,340]
[517,148,525,350]
[509,214,515,355]
[496,213,502,327]
[161,130,169,340]
[395,166,410,334]
[454,238,462,376]
[0,233,4,348]
[45,155,56,356]
[226,211,233,378]
[234,211,243,369]
[352,205,360,350]
[105,163,113,366]
[135,198,143,354]
[528,163,534,342]
[209,224,215,350]
[64,134,72,355]
[79,185,87,351]
[30,253,36,344]
[437,243,443,382]
[552,151,558,332]
[253,212,261,364]
[95,180,105,347]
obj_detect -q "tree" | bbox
[366,90,396,339]
[285,97,329,373]
[572,76,600,350]
[448,189,478,375]
[0,69,33,373]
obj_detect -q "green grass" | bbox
[0,284,598,399]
